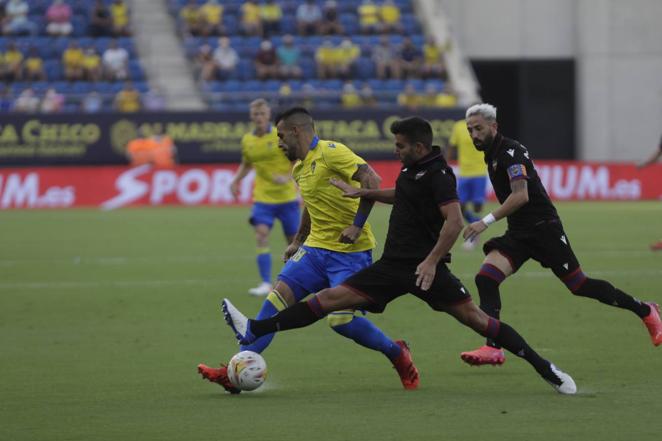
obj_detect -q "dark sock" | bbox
[475,266,506,348]
[570,276,650,318]
[250,297,325,337]
[484,318,557,382]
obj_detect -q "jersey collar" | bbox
[253,124,272,136]
[309,135,320,150]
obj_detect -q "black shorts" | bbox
[340,258,472,313]
[483,220,581,279]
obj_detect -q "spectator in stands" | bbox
[199,0,224,37]
[62,40,84,81]
[103,39,129,81]
[212,37,239,80]
[40,88,64,113]
[336,38,360,79]
[341,81,361,108]
[296,0,321,36]
[143,86,166,111]
[110,0,131,36]
[320,0,342,35]
[260,0,282,38]
[298,82,316,108]
[13,88,39,112]
[89,0,112,37]
[82,47,102,82]
[3,0,37,36]
[379,0,402,33]
[3,41,23,81]
[23,47,46,81]
[81,90,103,113]
[254,40,279,80]
[315,39,336,79]
[360,82,377,107]
[126,126,177,168]
[397,83,420,110]
[358,0,380,34]
[179,0,201,36]
[421,37,447,79]
[241,0,262,37]
[372,35,400,80]
[46,0,73,37]
[398,37,421,78]
[196,43,216,82]
[277,81,293,107]
[276,34,302,80]
[421,83,456,108]
[114,81,141,112]
[0,87,13,112]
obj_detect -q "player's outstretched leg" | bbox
[327,312,419,389]
[449,301,576,394]
[562,271,662,346]
[461,264,507,366]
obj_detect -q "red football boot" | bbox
[642,302,662,346]
[197,363,241,394]
[460,345,506,366]
[392,340,419,390]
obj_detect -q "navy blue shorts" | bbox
[249,200,301,236]
[457,176,487,205]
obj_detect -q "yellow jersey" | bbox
[449,120,487,177]
[241,126,298,204]
[293,137,376,253]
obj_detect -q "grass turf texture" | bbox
[1,202,660,441]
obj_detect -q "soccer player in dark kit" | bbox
[459,103,662,366]
[222,116,577,394]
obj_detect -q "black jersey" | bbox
[484,133,559,231]
[382,146,459,261]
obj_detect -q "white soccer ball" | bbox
[227,351,268,391]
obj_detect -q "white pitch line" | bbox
[1,269,661,291]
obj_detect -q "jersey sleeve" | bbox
[240,135,251,164]
[322,142,366,181]
[500,146,530,182]
[430,168,459,206]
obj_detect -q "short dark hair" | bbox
[390,116,433,148]
[274,106,312,125]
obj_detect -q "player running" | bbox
[229,99,301,296]
[199,107,418,393]
[221,116,577,394]
[459,103,662,366]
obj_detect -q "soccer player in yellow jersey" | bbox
[199,107,418,393]
[229,99,300,296]
[447,118,488,249]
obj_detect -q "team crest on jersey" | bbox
[491,160,498,171]
[415,170,427,180]
[310,160,316,173]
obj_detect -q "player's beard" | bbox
[473,132,494,151]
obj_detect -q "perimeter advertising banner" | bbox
[0,109,465,166]
[0,161,660,210]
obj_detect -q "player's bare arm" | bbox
[338,164,381,244]
[416,202,464,291]
[283,206,310,261]
[230,161,253,199]
[329,177,396,204]
[463,178,529,241]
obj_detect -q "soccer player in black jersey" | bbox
[222,116,577,394]
[459,103,662,366]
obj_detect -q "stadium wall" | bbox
[436,0,662,161]
[1,161,660,210]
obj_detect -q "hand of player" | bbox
[329,177,363,198]
[463,220,488,242]
[339,225,361,244]
[282,242,300,262]
[272,174,290,184]
[415,258,437,291]
[229,180,240,199]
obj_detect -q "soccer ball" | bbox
[227,351,268,391]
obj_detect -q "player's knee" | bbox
[326,311,355,328]
[560,268,588,294]
[475,269,504,293]
[266,290,288,311]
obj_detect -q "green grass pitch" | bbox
[1,202,661,441]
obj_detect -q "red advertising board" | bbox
[0,161,661,210]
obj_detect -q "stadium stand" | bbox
[170,0,456,111]
[0,0,149,112]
